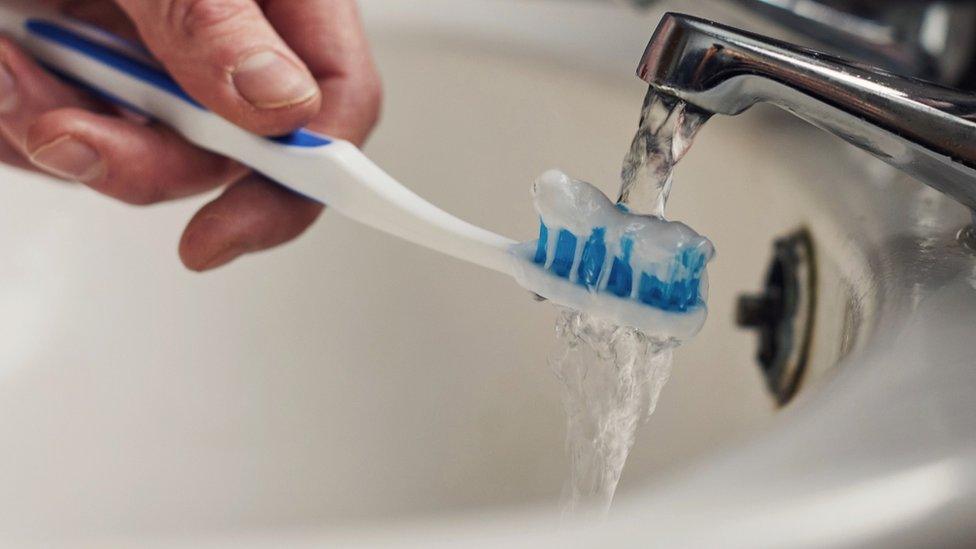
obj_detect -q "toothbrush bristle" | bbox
[534,222,706,313]
[551,229,578,278]
[577,227,607,288]
[533,223,549,264]
[606,238,634,298]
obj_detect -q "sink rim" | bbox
[9,0,976,546]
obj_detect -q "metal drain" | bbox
[736,229,817,406]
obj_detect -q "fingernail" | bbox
[0,61,18,113]
[232,50,318,110]
[29,136,105,182]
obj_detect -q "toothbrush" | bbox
[0,1,714,336]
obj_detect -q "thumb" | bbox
[114,0,321,135]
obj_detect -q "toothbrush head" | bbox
[510,170,715,338]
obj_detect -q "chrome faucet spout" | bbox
[638,13,976,216]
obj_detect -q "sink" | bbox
[0,0,974,546]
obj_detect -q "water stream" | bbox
[554,90,711,518]
[619,91,712,217]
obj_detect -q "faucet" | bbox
[637,13,976,227]
[628,0,976,87]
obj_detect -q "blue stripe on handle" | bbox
[26,19,201,107]
[269,131,334,147]
[39,62,154,119]
[25,19,333,148]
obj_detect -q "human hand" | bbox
[0,0,382,270]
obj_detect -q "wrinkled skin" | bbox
[0,0,382,270]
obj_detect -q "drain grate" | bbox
[736,229,817,406]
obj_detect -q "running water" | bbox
[553,310,678,517]
[554,89,711,518]
[619,90,711,217]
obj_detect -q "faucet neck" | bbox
[628,0,976,87]
[639,13,976,218]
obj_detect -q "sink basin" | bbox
[0,0,974,546]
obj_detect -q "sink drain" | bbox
[736,229,816,406]
[959,223,976,253]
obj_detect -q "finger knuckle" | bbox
[168,0,253,39]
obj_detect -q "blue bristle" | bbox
[531,224,707,313]
[638,273,663,307]
[686,247,707,274]
[669,279,688,309]
[533,222,549,265]
[670,279,691,310]
[551,229,578,278]
[633,247,708,312]
[606,237,634,297]
[638,272,688,311]
[688,277,701,301]
[577,227,607,289]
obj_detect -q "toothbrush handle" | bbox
[0,1,518,275]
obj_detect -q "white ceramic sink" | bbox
[1,1,974,547]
